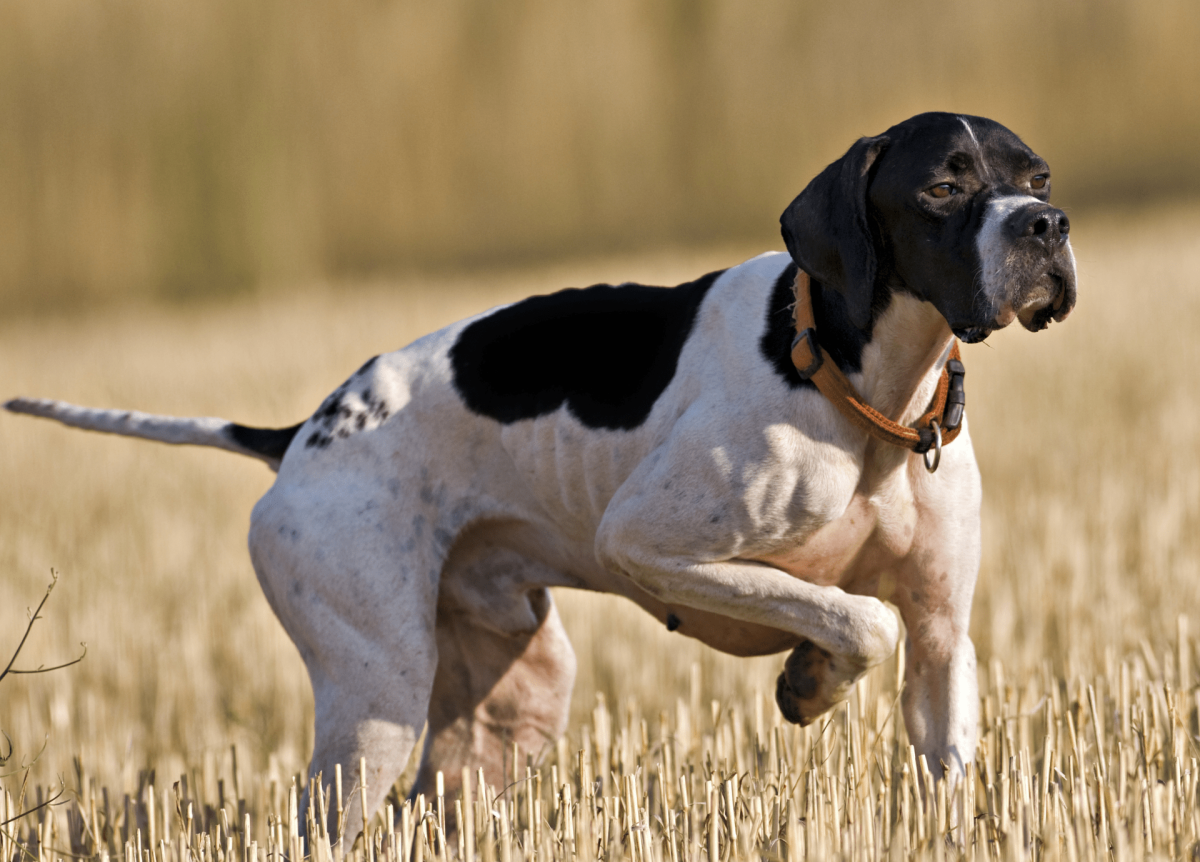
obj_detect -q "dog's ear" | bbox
[780,135,889,330]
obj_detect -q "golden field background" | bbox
[1,0,1198,311]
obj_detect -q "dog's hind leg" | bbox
[412,567,575,813]
[247,479,442,844]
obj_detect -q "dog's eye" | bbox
[928,184,957,199]
[1030,174,1049,190]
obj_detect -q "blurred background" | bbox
[2,0,1200,799]
[1,0,1197,312]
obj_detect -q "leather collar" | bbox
[789,270,965,464]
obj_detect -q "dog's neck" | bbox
[809,280,956,426]
[853,293,956,424]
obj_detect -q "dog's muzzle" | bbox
[1010,203,1075,331]
[967,200,1077,341]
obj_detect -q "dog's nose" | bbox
[1009,204,1070,249]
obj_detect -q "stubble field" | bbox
[2,207,1200,860]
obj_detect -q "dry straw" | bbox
[3,622,1198,862]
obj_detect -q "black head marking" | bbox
[780,112,1075,341]
[868,112,1072,335]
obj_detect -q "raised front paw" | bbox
[774,639,868,726]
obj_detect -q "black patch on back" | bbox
[450,270,725,430]
[227,423,304,460]
[759,263,874,390]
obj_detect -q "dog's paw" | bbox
[774,640,867,726]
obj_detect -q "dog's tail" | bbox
[3,397,303,471]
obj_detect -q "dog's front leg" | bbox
[893,448,983,782]
[596,521,899,726]
[898,618,979,781]
[600,544,898,723]
[594,419,902,725]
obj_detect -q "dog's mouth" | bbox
[959,267,1076,342]
[952,325,994,344]
[1017,271,1073,333]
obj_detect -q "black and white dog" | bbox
[6,112,1076,833]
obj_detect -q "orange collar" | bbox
[789,270,965,469]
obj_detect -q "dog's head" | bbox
[781,112,1077,343]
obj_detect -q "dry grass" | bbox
[2,207,1200,859]
[4,653,1200,862]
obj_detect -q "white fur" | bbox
[957,116,991,182]
[3,397,280,465]
[4,252,983,832]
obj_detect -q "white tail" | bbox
[3,397,298,470]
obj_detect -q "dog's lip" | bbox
[952,325,993,344]
[1050,270,1075,322]
[1017,272,1068,332]
[993,305,1017,328]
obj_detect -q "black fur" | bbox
[227,422,303,460]
[780,136,889,331]
[450,270,725,431]
[759,263,874,391]
[298,356,395,451]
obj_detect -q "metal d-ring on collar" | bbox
[922,419,942,473]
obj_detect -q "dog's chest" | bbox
[754,473,918,588]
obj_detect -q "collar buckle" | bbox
[942,358,966,431]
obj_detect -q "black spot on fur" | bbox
[227,422,304,460]
[318,392,343,419]
[450,270,725,430]
[666,613,681,632]
[759,262,874,391]
[304,361,394,450]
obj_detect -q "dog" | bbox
[5,112,1076,837]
